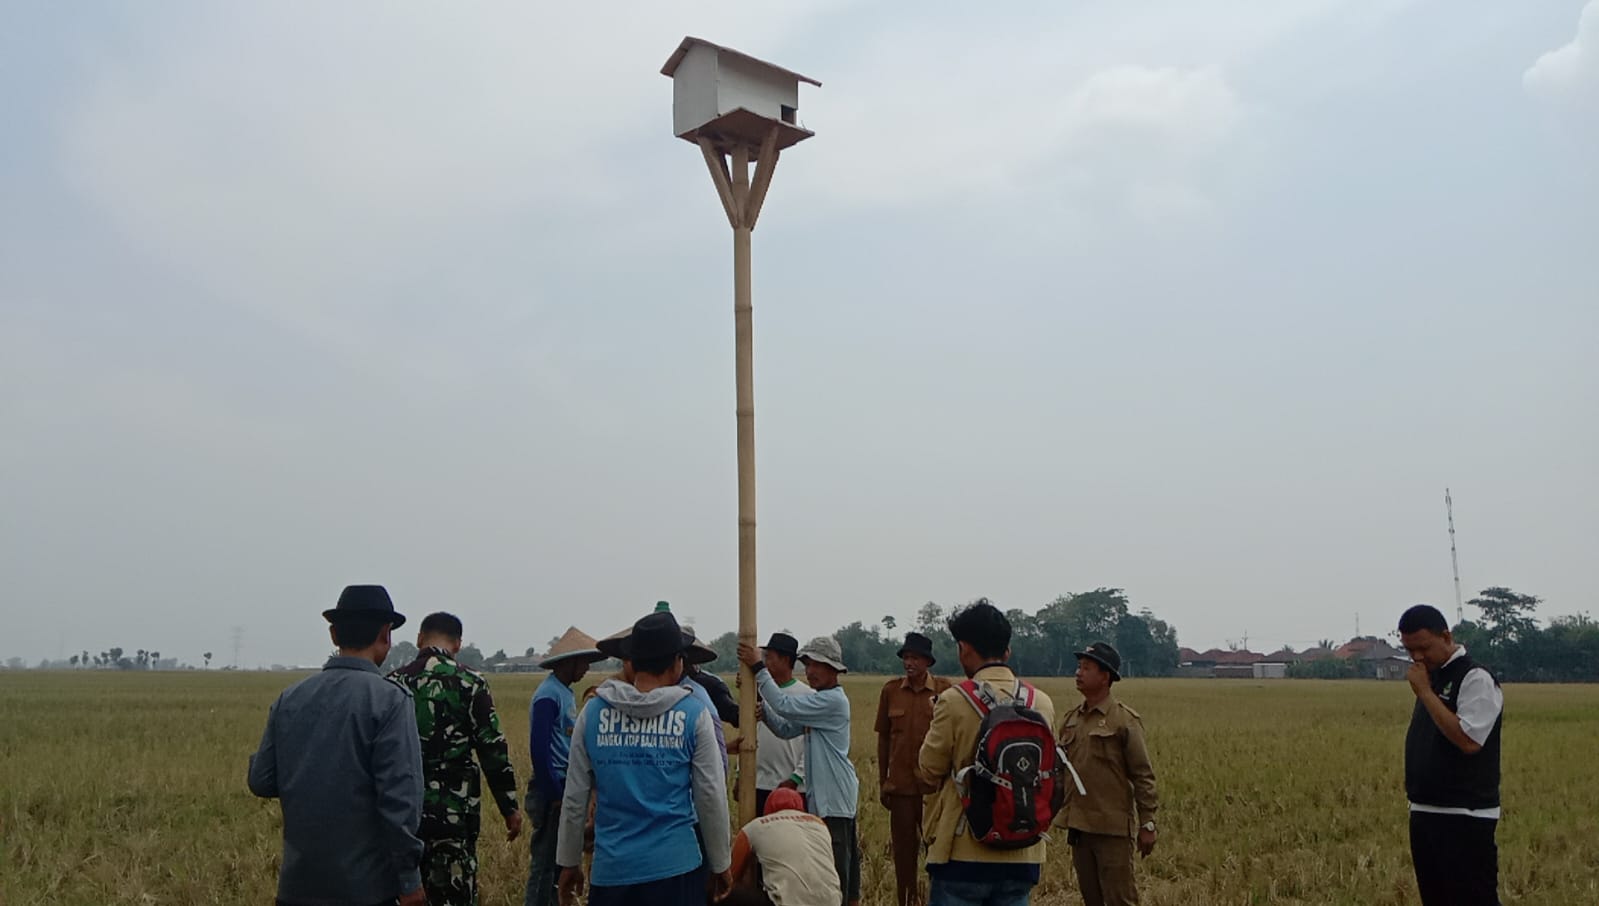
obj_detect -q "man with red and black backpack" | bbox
[917,600,1059,906]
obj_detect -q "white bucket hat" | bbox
[798,635,848,672]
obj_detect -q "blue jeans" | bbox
[927,878,1034,906]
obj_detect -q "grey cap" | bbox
[798,635,848,673]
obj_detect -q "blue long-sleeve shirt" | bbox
[248,655,424,902]
[529,673,578,802]
[755,667,857,818]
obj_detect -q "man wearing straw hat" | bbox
[523,627,603,906]
[556,611,733,906]
[248,584,426,906]
[389,611,523,906]
[738,635,860,906]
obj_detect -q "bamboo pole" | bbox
[730,142,760,826]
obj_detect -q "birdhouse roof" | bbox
[661,36,821,87]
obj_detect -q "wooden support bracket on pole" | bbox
[699,137,741,229]
[744,128,781,229]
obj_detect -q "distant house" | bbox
[1265,647,1301,664]
[1333,637,1411,680]
[489,656,544,674]
[1253,662,1289,679]
[1180,647,1269,678]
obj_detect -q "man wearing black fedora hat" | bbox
[875,632,952,906]
[555,611,732,906]
[248,585,426,906]
[739,634,861,906]
[728,632,808,818]
[1054,641,1160,906]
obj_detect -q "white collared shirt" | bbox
[1408,646,1504,820]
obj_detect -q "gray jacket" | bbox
[249,655,424,904]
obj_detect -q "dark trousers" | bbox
[1409,811,1500,906]
[523,791,562,906]
[886,794,926,906]
[587,863,707,906]
[722,885,777,906]
[421,834,479,906]
[754,788,773,818]
[1068,830,1139,906]
[824,816,861,905]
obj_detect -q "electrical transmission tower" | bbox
[1446,488,1464,625]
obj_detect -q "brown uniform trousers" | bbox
[1055,695,1159,906]
[874,674,950,906]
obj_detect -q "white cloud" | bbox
[1524,0,1599,105]
[792,58,1244,223]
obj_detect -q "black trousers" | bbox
[824,816,861,904]
[1409,811,1500,906]
[755,788,773,818]
[587,863,708,906]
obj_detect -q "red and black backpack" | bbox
[954,679,1078,849]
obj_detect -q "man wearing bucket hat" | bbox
[738,635,860,906]
[522,627,603,906]
[875,632,952,906]
[248,585,426,906]
[1054,641,1160,906]
[557,611,732,906]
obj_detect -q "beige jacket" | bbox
[915,664,1055,866]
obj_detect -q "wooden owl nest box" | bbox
[661,36,819,155]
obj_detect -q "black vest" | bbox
[1404,652,1501,810]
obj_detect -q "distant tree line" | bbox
[1451,587,1598,683]
[700,588,1181,678]
[16,648,190,670]
[380,640,488,671]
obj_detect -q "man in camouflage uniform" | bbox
[390,612,524,906]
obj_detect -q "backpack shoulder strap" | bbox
[956,680,990,717]
[1015,681,1035,708]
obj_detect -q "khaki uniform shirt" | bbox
[1055,694,1159,837]
[916,664,1055,866]
[875,673,952,796]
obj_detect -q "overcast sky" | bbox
[3,1,1595,668]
